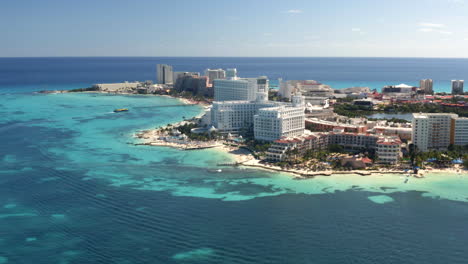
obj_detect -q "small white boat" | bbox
[207,169,223,173]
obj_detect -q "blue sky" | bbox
[1,0,468,57]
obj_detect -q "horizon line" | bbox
[2,55,468,59]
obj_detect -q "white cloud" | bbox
[448,0,464,4]
[420,28,453,35]
[287,9,303,14]
[351,28,366,35]
[419,22,445,28]
[419,22,453,35]
[439,31,453,35]
[304,35,320,40]
[419,28,434,32]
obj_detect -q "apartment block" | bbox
[451,117,468,146]
[412,113,458,151]
[157,64,173,84]
[214,77,268,102]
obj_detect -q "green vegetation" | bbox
[245,141,271,158]
[333,104,376,117]
[268,90,289,102]
[68,87,98,92]
[174,123,197,135]
[367,117,410,123]
[163,123,221,141]
[383,103,468,117]
[303,149,329,162]
[407,143,468,168]
[335,101,468,118]
[328,144,344,153]
[168,90,211,101]
[335,97,355,103]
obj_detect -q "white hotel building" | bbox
[254,96,305,141]
[412,113,468,151]
[214,76,269,102]
[210,97,277,132]
[412,113,455,151]
[210,76,306,141]
[205,68,226,85]
[452,117,468,146]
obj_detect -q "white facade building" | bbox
[451,80,464,95]
[376,137,402,164]
[382,83,415,98]
[279,80,333,99]
[420,79,433,94]
[412,113,457,151]
[211,95,278,132]
[279,81,295,99]
[254,95,305,141]
[214,76,269,101]
[157,64,173,84]
[452,117,468,146]
[211,92,306,141]
[205,69,226,84]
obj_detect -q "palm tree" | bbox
[409,143,419,167]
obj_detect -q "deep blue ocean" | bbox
[1,57,468,264]
[2,57,468,93]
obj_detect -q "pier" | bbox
[217,162,240,166]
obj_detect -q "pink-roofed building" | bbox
[266,131,402,164]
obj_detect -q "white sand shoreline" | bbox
[134,127,466,179]
[88,90,465,180]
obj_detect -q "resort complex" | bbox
[266,130,401,164]
[78,63,468,174]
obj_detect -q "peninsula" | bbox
[60,66,468,179]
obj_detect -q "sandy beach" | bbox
[117,90,466,180]
[211,144,466,178]
[134,129,464,179]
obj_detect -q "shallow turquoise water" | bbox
[1,92,233,168]
[2,92,468,263]
[3,56,468,263]
[2,93,468,202]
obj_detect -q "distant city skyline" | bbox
[2,0,468,57]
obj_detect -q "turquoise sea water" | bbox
[2,57,468,263]
[1,91,468,263]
